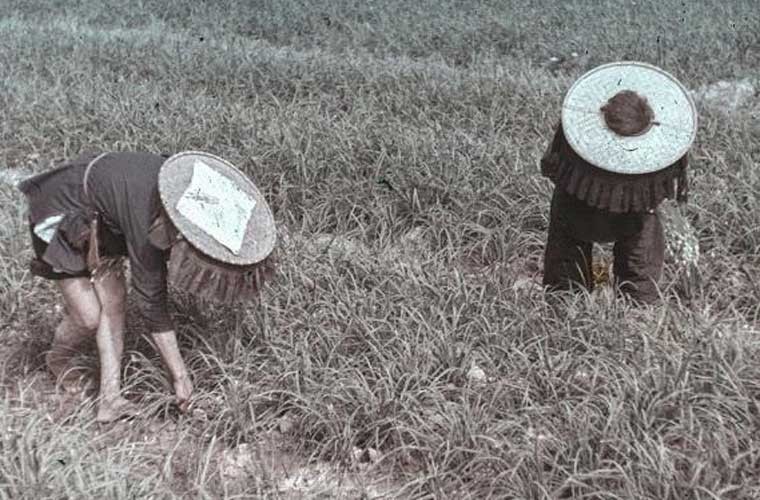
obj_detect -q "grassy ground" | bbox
[1,1,760,498]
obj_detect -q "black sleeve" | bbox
[540,122,564,181]
[676,154,689,204]
[127,235,174,333]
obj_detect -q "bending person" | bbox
[19,151,276,422]
[540,62,697,303]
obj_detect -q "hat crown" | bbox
[601,90,656,137]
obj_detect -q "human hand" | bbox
[173,373,193,413]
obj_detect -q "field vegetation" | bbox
[1,0,759,498]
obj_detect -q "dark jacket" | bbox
[19,152,173,332]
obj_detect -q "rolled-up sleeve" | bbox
[127,238,174,333]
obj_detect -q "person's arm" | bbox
[128,239,193,412]
[676,154,689,204]
[540,121,564,181]
[150,329,192,412]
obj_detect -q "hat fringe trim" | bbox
[168,240,276,304]
[541,124,688,213]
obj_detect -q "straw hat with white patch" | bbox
[158,151,276,303]
[561,61,698,175]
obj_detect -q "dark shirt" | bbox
[19,152,173,332]
[540,123,687,213]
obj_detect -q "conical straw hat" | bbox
[158,151,276,265]
[561,61,697,174]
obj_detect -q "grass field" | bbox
[1,1,760,498]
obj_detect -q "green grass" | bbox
[1,0,760,498]
[0,387,172,499]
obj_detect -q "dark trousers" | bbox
[542,188,665,303]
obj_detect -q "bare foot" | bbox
[173,375,193,413]
[96,396,140,423]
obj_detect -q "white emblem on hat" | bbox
[175,160,256,255]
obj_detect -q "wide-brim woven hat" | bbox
[158,151,276,265]
[561,61,697,174]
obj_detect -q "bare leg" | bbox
[151,330,193,412]
[47,317,89,378]
[91,268,138,423]
[49,278,101,391]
